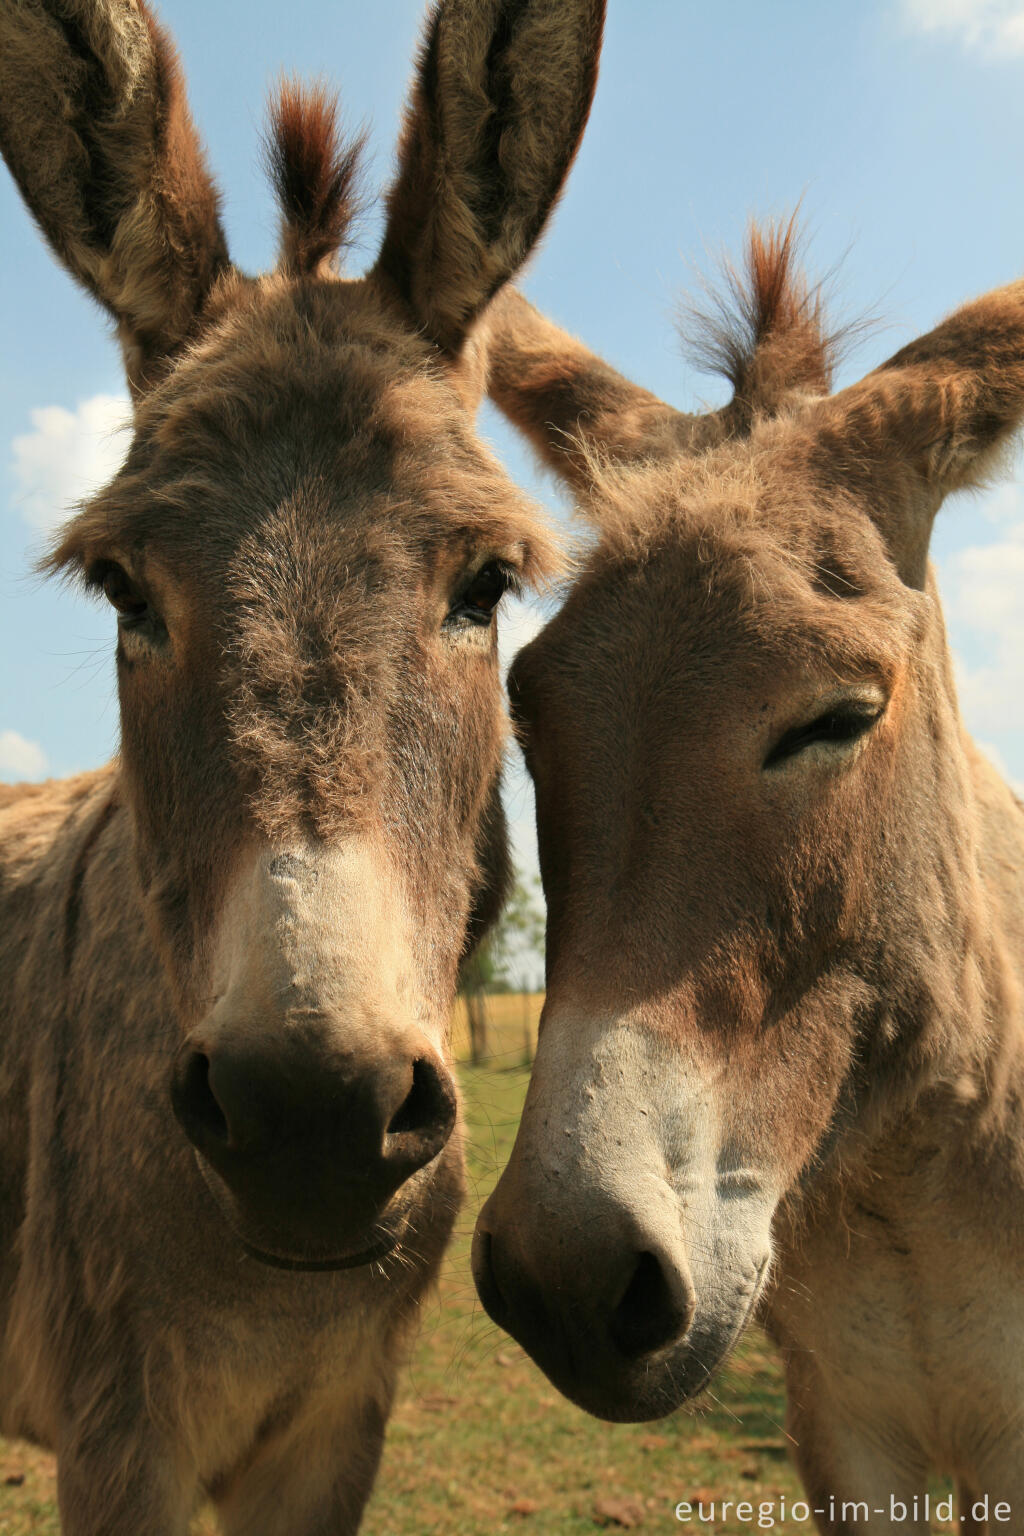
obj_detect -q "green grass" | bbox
[0,1060,957,1533]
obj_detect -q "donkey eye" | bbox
[99,564,150,625]
[446,561,517,628]
[764,703,883,770]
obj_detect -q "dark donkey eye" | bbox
[98,563,150,626]
[447,561,517,628]
[764,703,883,770]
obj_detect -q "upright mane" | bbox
[680,214,841,431]
[264,80,366,277]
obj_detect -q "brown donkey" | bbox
[473,228,1024,1525]
[0,0,604,1529]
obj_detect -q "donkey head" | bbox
[472,225,1024,1415]
[0,0,604,1270]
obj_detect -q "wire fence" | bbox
[451,992,543,1066]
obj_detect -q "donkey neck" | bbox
[819,736,1024,1193]
[961,739,1024,1098]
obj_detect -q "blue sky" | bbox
[3,0,1024,888]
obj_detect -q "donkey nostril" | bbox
[171,1050,230,1149]
[609,1250,694,1360]
[385,1056,456,1160]
[386,1056,454,1142]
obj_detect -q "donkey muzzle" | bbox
[171,1027,457,1268]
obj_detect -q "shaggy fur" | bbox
[474,228,1024,1523]
[0,0,603,1531]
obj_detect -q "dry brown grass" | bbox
[450,991,543,1065]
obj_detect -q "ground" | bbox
[0,1002,958,1534]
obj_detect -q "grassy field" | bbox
[0,1014,959,1533]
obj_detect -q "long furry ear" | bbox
[483,215,836,495]
[807,277,1024,587]
[264,80,366,278]
[373,0,606,355]
[484,289,688,494]
[0,0,230,395]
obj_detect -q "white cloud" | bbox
[939,489,1024,739]
[901,0,1024,55]
[0,730,48,781]
[10,393,131,532]
[973,739,1024,796]
[497,593,547,681]
[505,760,541,882]
[496,592,552,886]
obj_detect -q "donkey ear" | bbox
[484,289,690,493]
[484,219,837,496]
[373,0,605,355]
[811,279,1024,587]
[0,0,229,396]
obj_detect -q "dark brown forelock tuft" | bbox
[265,79,366,277]
[680,214,843,431]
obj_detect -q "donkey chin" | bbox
[471,1016,777,1420]
[188,1131,462,1273]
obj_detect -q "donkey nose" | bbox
[170,1036,456,1191]
[472,1220,696,1369]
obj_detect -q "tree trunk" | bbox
[467,989,488,1065]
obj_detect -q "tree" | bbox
[490,872,545,989]
[458,870,546,1063]
[459,937,497,1065]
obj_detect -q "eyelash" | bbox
[87,561,156,631]
[763,705,883,769]
[446,561,520,627]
